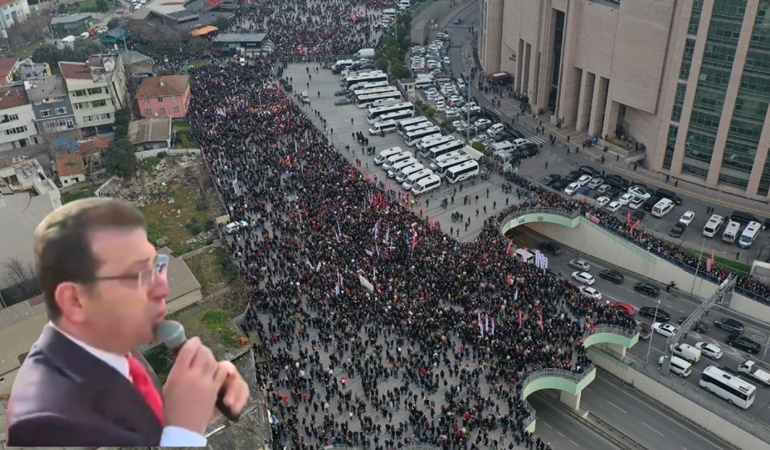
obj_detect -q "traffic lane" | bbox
[582,371,725,450]
[528,391,617,450]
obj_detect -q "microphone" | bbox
[155,320,241,422]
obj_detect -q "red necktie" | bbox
[127,354,165,425]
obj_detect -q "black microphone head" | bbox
[155,320,186,350]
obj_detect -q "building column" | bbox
[515,38,525,93]
[559,390,581,411]
[604,343,627,358]
[603,99,619,140]
[575,70,594,133]
[588,76,608,137]
[523,42,532,97]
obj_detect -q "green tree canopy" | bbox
[104,139,137,178]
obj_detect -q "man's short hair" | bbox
[34,198,147,320]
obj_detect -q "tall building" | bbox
[0,0,30,29]
[480,0,770,200]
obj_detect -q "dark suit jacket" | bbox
[5,324,164,447]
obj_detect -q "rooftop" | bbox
[58,61,92,81]
[136,74,189,98]
[18,58,51,80]
[50,13,93,25]
[54,152,86,177]
[59,54,122,84]
[128,116,172,144]
[0,297,48,385]
[77,136,112,154]
[117,49,154,65]
[0,57,19,79]
[157,247,202,301]
[23,75,69,101]
[0,85,29,109]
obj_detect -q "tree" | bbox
[214,16,231,32]
[107,18,120,29]
[104,139,138,178]
[95,0,109,12]
[3,257,39,302]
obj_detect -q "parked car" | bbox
[637,321,652,339]
[225,220,248,234]
[599,269,624,284]
[669,222,687,238]
[334,88,352,96]
[587,177,604,189]
[576,174,592,186]
[580,286,602,300]
[677,317,708,333]
[628,186,651,200]
[694,342,723,360]
[571,271,595,285]
[579,165,601,177]
[611,301,634,316]
[726,334,761,354]
[618,193,635,206]
[630,210,645,221]
[564,182,580,196]
[542,174,561,186]
[634,282,660,297]
[551,179,569,191]
[639,306,670,322]
[714,318,745,334]
[679,210,695,226]
[596,196,611,207]
[597,184,612,194]
[538,242,563,255]
[335,97,354,105]
[568,259,591,271]
[653,322,677,338]
[606,201,622,212]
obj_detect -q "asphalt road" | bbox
[527,391,617,450]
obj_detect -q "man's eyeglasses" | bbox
[88,254,169,290]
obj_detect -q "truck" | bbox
[355,48,375,59]
[737,360,770,386]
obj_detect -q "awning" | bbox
[487,72,512,81]
[191,25,218,36]
[462,145,485,161]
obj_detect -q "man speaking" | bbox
[5,198,250,447]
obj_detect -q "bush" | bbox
[445,124,456,133]
[484,148,494,157]
[472,141,486,152]
[414,100,423,108]
[426,108,436,118]
[419,102,430,111]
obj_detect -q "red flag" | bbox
[518,310,523,328]
[506,240,513,255]
[706,258,713,273]
[630,218,642,230]
[507,274,513,285]
[539,311,544,331]
[711,248,715,264]
[626,211,631,226]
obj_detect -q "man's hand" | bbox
[164,338,227,434]
[210,361,250,422]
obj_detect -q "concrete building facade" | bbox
[0,86,39,152]
[135,74,191,119]
[479,0,770,201]
[24,76,78,135]
[0,0,30,29]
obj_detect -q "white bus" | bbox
[417,135,455,156]
[377,108,414,125]
[402,168,433,190]
[425,140,465,162]
[349,80,390,92]
[405,126,442,146]
[429,150,464,169]
[738,221,762,248]
[387,158,418,178]
[435,154,473,178]
[395,163,424,183]
[367,102,414,123]
[357,89,403,108]
[445,160,480,184]
[400,120,433,137]
[411,173,442,195]
[353,86,398,97]
[368,119,398,135]
[397,116,431,135]
[699,366,756,409]
[345,71,388,88]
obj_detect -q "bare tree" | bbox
[3,257,39,302]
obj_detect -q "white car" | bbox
[694,342,723,360]
[576,174,592,186]
[618,193,635,205]
[628,186,651,200]
[652,322,677,338]
[569,258,591,271]
[580,286,602,300]
[564,182,580,196]
[596,196,611,207]
[572,271,595,285]
[587,177,604,189]
[606,201,622,212]
[473,118,492,130]
[597,184,612,194]
[679,210,695,226]
[225,220,248,234]
[628,196,645,210]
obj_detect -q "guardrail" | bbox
[520,363,596,429]
[321,443,442,450]
[500,206,581,229]
[589,323,640,340]
[594,345,770,444]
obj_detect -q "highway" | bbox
[527,391,617,450]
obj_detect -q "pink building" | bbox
[135,75,190,119]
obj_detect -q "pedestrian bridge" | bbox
[520,325,640,433]
[499,207,582,237]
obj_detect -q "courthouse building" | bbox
[480,0,770,200]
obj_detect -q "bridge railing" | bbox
[586,323,639,340]
[322,443,442,450]
[500,206,581,230]
[520,363,596,429]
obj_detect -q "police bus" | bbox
[345,71,389,88]
[445,160,480,184]
[435,154,473,178]
[405,126,442,147]
[417,135,455,156]
[367,102,414,124]
[397,116,431,136]
[699,366,756,409]
[425,139,465,162]
[356,88,402,108]
[377,108,414,125]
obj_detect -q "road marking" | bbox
[557,431,565,437]
[642,421,664,436]
[570,440,580,447]
[606,400,628,414]
[542,420,552,428]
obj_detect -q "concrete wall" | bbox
[518,215,770,323]
[135,148,201,160]
[589,347,769,449]
[166,289,203,314]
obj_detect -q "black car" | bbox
[579,165,601,177]
[605,174,630,190]
[631,210,645,221]
[334,88,352,96]
[519,143,539,158]
[634,282,660,297]
[564,170,582,182]
[677,317,709,333]
[643,195,663,212]
[726,334,760,354]
[669,223,686,238]
[538,242,563,255]
[542,174,561,186]
[714,318,744,334]
[599,269,624,284]
[334,97,354,106]
[551,179,569,191]
[639,306,670,322]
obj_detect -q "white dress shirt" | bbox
[49,322,206,447]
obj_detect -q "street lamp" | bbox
[646,299,661,363]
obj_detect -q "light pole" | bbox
[689,237,707,295]
[646,299,661,363]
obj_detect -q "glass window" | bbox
[680,39,696,79]
[663,125,678,170]
[718,172,749,189]
[757,159,770,196]
[688,0,705,35]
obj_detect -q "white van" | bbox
[659,355,692,378]
[486,123,505,138]
[402,168,433,190]
[332,59,354,73]
[489,141,515,153]
[387,157,418,178]
[515,248,534,264]
[673,343,702,364]
[415,76,435,88]
[703,214,725,238]
[374,147,404,165]
[382,151,414,170]
[395,163,424,183]
[722,220,741,244]
[651,198,674,218]
[738,221,762,248]
[382,8,397,19]
[397,0,410,11]
[411,174,442,195]
[369,119,398,135]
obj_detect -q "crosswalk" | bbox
[528,136,546,145]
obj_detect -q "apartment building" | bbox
[0,85,39,152]
[59,54,128,137]
[0,0,30,29]
[24,76,78,135]
[480,0,770,201]
[136,74,191,119]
